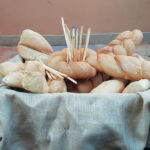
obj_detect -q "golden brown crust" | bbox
[48,49,96,79]
[97,29,143,56]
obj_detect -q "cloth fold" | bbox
[0,87,149,150]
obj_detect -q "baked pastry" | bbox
[97,29,143,55]
[123,79,150,93]
[0,62,24,77]
[91,79,125,93]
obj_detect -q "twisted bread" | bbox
[97,53,150,80]
[97,29,143,56]
[48,49,96,79]
[48,47,150,80]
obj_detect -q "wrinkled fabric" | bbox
[0,55,150,150]
[0,86,149,150]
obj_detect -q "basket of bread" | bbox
[0,18,150,150]
[1,18,149,94]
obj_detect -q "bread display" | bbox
[1,18,150,94]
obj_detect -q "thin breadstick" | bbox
[39,59,77,84]
[76,28,78,49]
[79,26,83,49]
[50,73,57,79]
[67,77,77,84]
[72,28,75,49]
[65,24,73,60]
[82,28,91,61]
[61,17,72,62]
[46,71,52,80]
[38,59,64,79]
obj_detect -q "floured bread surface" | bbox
[2,71,24,88]
[91,79,125,94]
[22,72,48,93]
[17,45,48,64]
[123,79,150,93]
[0,62,24,77]
[19,29,53,54]
[48,79,67,93]
[24,61,45,76]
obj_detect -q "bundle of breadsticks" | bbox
[0,18,150,94]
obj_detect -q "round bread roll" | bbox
[0,62,24,77]
[91,79,125,94]
[2,71,24,88]
[22,72,48,93]
[18,29,53,54]
[90,73,103,88]
[48,78,67,93]
[24,60,45,76]
[76,80,93,93]
[17,45,49,64]
[123,79,150,93]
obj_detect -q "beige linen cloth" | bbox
[0,55,149,150]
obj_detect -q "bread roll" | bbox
[76,80,93,93]
[48,79,67,93]
[90,72,103,88]
[17,45,48,64]
[48,49,96,79]
[123,79,150,93]
[0,62,24,77]
[18,29,53,54]
[97,29,143,55]
[2,71,24,88]
[22,72,48,93]
[24,61,45,76]
[91,79,125,94]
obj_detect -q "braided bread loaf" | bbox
[97,29,143,56]
[97,53,150,80]
[48,47,150,81]
[48,49,96,79]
